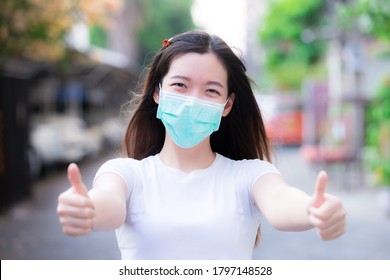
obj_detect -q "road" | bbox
[1,147,389,259]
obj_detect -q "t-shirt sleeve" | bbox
[249,160,281,187]
[243,159,281,213]
[94,158,139,200]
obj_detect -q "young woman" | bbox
[57,30,346,259]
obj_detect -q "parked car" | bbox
[28,114,103,177]
[256,93,303,146]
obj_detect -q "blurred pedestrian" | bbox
[57,30,346,260]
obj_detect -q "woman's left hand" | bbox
[308,171,346,240]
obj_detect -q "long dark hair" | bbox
[122,30,271,162]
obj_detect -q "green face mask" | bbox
[156,87,227,149]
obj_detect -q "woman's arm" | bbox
[57,163,127,237]
[253,171,346,240]
[89,171,127,231]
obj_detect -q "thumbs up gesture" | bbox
[308,171,346,240]
[57,163,95,237]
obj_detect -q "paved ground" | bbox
[1,147,389,260]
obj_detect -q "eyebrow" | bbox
[170,75,224,88]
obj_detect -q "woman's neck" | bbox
[159,137,216,173]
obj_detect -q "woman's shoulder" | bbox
[217,153,280,176]
[102,155,156,167]
[97,155,158,175]
[218,153,276,167]
[94,155,159,190]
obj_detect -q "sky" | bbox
[191,0,247,53]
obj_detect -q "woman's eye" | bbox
[207,89,220,95]
[173,83,186,88]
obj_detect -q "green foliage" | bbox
[0,0,122,63]
[336,0,390,42]
[90,25,108,48]
[259,0,327,90]
[135,0,195,64]
[335,0,390,186]
[365,76,390,186]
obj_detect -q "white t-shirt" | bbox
[94,153,280,259]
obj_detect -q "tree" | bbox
[135,0,195,64]
[0,0,123,63]
[258,0,327,91]
[365,76,390,187]
[338,1,390,187]
[335,1,390,187]
[336,0,390,43]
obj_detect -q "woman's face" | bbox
[160,52,229,104]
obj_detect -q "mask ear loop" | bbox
[158,83,164,97]
[223,96,231,109]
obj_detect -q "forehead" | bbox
[166,52,228,83]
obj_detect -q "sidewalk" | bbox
[0,148,389,259]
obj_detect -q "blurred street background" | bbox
[1,0,390,259]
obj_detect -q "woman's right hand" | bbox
[57,163,95,237]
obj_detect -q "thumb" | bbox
[67,163,88,196]
[311,170,328,208]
